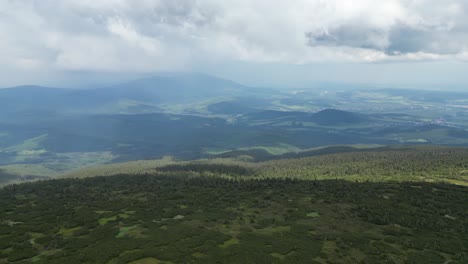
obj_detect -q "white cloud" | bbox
[1,0,468,72]
[15,58,43,69]
[106,17,162,55]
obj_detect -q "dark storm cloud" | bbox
[307,21,468,56]
[306,25,388,51]
[306,0,468,57]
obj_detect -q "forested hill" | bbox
[1,173,467,263]
[1,145,468,263]
[310,109,367,125]
[63,146,468,186]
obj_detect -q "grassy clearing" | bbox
[0,151,117,181]
[0,164,59,177]
[248,144,301,155]
[3,134,48,153]
[129,257,172,264]
[218,237,239,248]
[62,156,175,179]
[307,212,320,218]
[116,225,145,238]
[98,216,118,225]
[254,226,291,235]
[270,251,295,260]
[191,252,205,258]
[58,227,81,237]
[99,212,133,225]
[205,143,301,156]
[0,134,49,164]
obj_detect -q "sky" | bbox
[1,0,468,89]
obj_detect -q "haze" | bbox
[1,0,468,89]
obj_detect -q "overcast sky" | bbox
[1,0,468,89]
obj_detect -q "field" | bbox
[1,146,468,263]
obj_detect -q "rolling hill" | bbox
[310,109,367,125]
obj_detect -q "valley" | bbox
[1,74,468,184]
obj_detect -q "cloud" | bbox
[15,58,44,69]
[107,18,161,55]
[1,0,468,73]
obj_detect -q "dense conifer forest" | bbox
[1,146,468,263]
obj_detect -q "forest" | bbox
[0,146,467,263]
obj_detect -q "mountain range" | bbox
[1,72,468,182]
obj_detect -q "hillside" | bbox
[0,73,257,120]
[1,146,467,263]
[0,169,48,186]
[310,109,367,125]
[2,77,468,180]
[80,73,252,106]
[62,146,468,186]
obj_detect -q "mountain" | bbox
[0,85,68,111]
[2,76,468,180]
[80,73,251,104]
[310,109,367,125]
[0,73,259,122]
